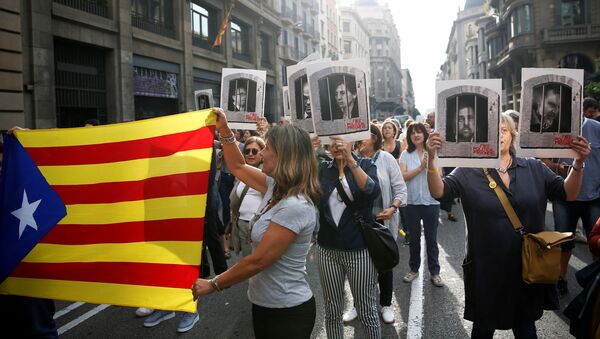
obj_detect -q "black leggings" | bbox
[252,297,316,339]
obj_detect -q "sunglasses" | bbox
[244,148,260,155]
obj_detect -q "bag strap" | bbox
[482,168,524,233]
[334,179,360,218]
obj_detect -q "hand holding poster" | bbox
[306,59,371,142]
[518,68,583,158]
[435,79,502,168]
[220,68,266,130]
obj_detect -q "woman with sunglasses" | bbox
[228,136,266,257]
[193,108,321,339]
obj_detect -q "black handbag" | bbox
[335,180,399,272]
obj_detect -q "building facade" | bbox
[482,0,600,110]
[318,0,341,60]
[353,0,403,120]
[340,6,369,59]
[0,0,284,129]
[400,68,415,117]
[439,0,486,80]
[278,0,320,84]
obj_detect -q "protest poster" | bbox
[518,68,583,158]
[194,89,213,110]
[306,59,371,143]
[220,68,266,130]
[435,79,502,168]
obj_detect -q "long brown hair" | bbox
[265,125,321,205]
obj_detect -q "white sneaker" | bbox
[381,306,395,324]
[342,307,358,323]
[135,307,154,317]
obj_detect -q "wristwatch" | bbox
[390,205,399,211]
[572,161,585,171]
[348,161,359,169]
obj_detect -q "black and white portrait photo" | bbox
[227,78,257,113]
[318,74,359,121]
[445,94,488,143]
[306,59,371,142]
[287,63,315,133]
[220,68,266,129]
[436,79,502,168]
[519,68,583,158]
[295,75,312,120]
[530,83,572,133]
[194,89,213,110]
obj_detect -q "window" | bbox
[191,4,209,39]
[191,2,215,49]
[560,0,585,26]
[260,33,271,67]
[343,21,350,32]
[510,5,532,37]
[282,30,288,45]
[231,21,249,58]
[343,40,351,54]
[131,0,174,37]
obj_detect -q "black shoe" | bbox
[557,277,568,296]
[447,213,458,222]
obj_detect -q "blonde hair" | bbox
[265,125,321,205]
[244,136,265,149]
[500,113,518,155]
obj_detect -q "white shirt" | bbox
[327,176,355,226]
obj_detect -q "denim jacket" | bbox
[317,155,381,250]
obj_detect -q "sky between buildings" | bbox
[340,0,463,115]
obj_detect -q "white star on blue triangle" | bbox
[11,189,42,239]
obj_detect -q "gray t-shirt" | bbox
[247,176,316,308]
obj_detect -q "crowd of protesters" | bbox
[3,97,600,339]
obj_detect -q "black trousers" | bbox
[200,208,228,278]
[0,296,58,339]
[252,297,316,339]
[378,270,393,307]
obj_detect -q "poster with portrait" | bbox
[518,68,583,158]
[435,79,502,168]
[282,86,291,117]
[220,68,266,130]
[306,59,371,142]
[287,63,315,133]
[194,89,213,110]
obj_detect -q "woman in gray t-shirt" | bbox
[192,108,321,339]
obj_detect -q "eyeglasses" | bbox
[244,148,260,155]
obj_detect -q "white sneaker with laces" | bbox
[135,307,154,317]
[342,307,358,323]
[381,306,395,324]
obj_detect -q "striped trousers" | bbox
[317,246,381,339]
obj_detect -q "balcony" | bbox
[192,34,221,52]
[543,24,600,44]
[54,0,109,18]
[279,44,298,63]
[280,7,295,25]
[302,25,313,38]
[131,12,176,39]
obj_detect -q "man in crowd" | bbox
[584,97,600,122]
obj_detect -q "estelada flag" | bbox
[213,5,232,48]
[0,109,215,312]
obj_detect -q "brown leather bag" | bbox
[483,169,573,284]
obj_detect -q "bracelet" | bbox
[210,276,223,292]
[219,132,236,145]
[348,161,359,169]
[571,162,584,171]
[390,205,398,211]
[427,168,438,174]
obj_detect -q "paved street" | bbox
[57,202,592,339]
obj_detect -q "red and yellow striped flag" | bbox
[213,5,232,48]
[0,110,215,312]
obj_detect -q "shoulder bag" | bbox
[335,178,399,272]
[483,168,573,284]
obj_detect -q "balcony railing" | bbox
[131,12,176,39]
[54,0,109,18]
[279,44,297,62]
[192,34,221,53]
[281,7,296,24]
[543,24,600,43]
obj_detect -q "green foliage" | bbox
[584,58,600,100]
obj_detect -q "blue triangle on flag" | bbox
[0,133,66,283]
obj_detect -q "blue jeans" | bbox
[552,198,600,251]
[405,204,441,275]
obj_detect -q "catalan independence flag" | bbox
[0,109,215,313]
[212,5,232,48]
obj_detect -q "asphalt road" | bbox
[57,202,592,338]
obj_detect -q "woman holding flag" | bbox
[192,108,321,339]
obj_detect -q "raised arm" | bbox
[425,132,444,199]
[213,108,268,194]
[563,136,590,201]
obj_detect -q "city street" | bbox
[56,202,592,339]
